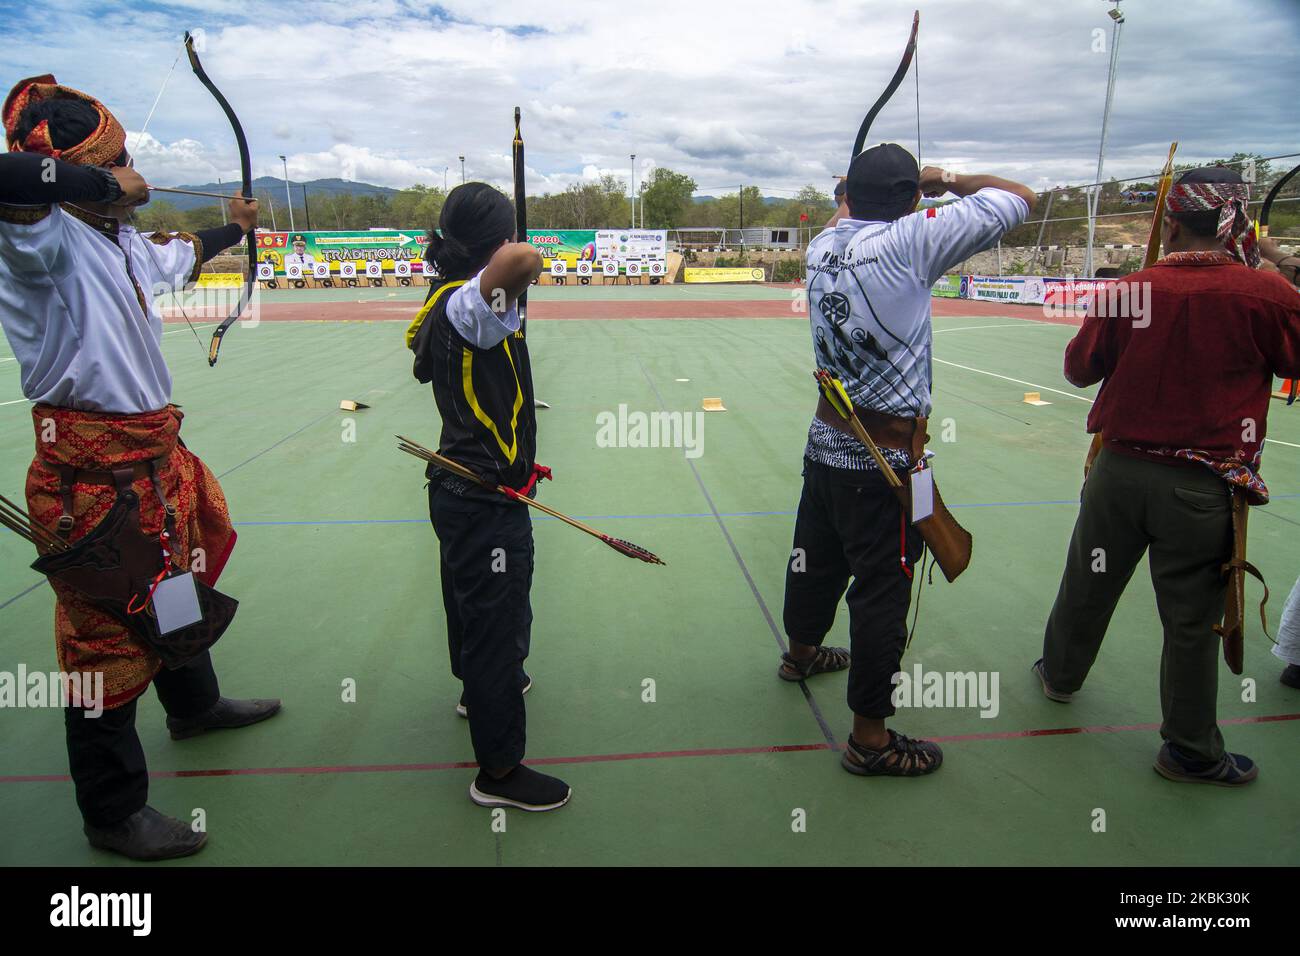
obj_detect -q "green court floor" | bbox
[1,304,1297,866]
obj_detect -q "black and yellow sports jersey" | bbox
[410,279,537,490]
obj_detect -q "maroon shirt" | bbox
[1065,257,1300,465]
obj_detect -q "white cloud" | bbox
[3,0,1296,198]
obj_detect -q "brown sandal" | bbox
[778,645,850,681]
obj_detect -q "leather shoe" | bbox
[84,806,207,861]
[167,696,282,740]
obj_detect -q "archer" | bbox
[0,74,279,860]
[1035,165,1300,785]
[783,143,1036,777]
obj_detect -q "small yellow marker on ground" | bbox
[702,397,727,412]
[1022,391,1051,406]
[339,400,371,411]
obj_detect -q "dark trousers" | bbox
[1042,448,1232,761]
[63,650,220,828]
[429,483,534,771]
[783,459,923,719]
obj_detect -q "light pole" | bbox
[444,166,448,192]
[459,156,466,184]
[279,155,295,232]
[1085,1,1125,278]
[630,153,636,228]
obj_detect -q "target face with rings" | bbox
[818,291,852,326]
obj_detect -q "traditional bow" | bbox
[1256,160,1300,244]
[512,106,528,335]
[1142,141,1178,269]
[183,31,257,367]
[1258,159,1300,404]
[1082,141,1178,475]
[850,9,920,162]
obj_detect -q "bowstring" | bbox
[127,39,206,355]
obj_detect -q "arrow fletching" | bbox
[601,535,666,566]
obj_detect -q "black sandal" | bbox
[778,645,850,681]
[842,730,943,777]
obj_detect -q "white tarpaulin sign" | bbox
[961,275,1047,305]
[596,230,667,269]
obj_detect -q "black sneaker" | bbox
[469,765,571,811]
[1154,743,1258,787]
[1281,664,1300,689]
[457,673,532,718]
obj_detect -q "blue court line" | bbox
[219,493,1300,527]
[5,494,1298,612]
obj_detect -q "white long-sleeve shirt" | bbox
[0,203,201,414]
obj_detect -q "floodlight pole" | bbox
[1085,2,1125,278]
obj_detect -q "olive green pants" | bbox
[1042,448,1233,761]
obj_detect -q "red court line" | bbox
[2,714,1295,784]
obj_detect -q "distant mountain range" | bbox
[158,177,399,212]
[156,176,801,214]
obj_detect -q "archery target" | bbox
[394,260,412,277]
[312,262,330,279]
[649,261,665,276]
[340,262,358,278]
[365,261,383,279]
[285,263,302,279]
[602,260,619,276]
[255,263,275,281]
[626,260,642,276]
[551,260,568,276]
[576,260,592,276]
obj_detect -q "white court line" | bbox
[935,357,1298,449]
[933,358,1094,404]
[934,322,1058,334]
[0,398,29,406]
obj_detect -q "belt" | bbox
[46,455,173,539]
[814,394,928,463]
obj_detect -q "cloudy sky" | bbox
[2,0,1296,197]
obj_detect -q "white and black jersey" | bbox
[803,187,1028,469]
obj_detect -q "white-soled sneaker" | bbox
[469,765,571,811]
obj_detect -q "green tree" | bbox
[640,168,697,228]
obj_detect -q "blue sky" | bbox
[2,0,1296,196]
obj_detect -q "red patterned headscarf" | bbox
[1164,179,1258,268]
[3,74,126,167]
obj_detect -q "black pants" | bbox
[429,483,534,771]
[63,650,220,828]
[783,459,922,719]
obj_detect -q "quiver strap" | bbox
[1212,488,1271,675]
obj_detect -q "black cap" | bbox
[846,143,919,220]
[292,233,306,242]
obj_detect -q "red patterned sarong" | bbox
[24,404,236,709]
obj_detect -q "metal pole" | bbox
[459,156,465,184]
[1085,3,1125,278]
[444,166,448,191]
[630,154,636,228]
[301,184,312,232]
[266,193,277,232]
[1033,189,1056,268]
[280,155,295,233]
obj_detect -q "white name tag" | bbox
[910,467,935,523]
[153,572,203,634]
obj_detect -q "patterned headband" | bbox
[1164,180,1259,269]
[3,74,126,167]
